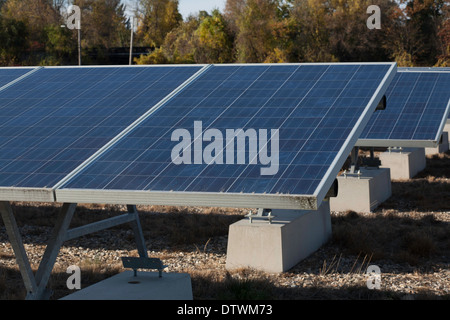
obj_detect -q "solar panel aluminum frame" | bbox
[0,64,210,203]
[0,187,55,202]
[356,68,450,148]
[55,62,398,211]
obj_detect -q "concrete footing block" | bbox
[379,147,426,180]
[329,167,392,213]
[225,201,332,273]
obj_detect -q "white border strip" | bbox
[398,67,450,73]
[52,64,211,190]
[355,139,439,148]
[40,64,206,69]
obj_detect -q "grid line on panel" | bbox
[0,66,203,188]
[268,65,358,195]
[387,73,421,140]
[227,65,331,194]
[362,72,402,138]
[100,65,250,190]
[410,74,440,139]
[1,67,131,187]
[179,65,303,193]
[53,65,210,190]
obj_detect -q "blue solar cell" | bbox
[0,68,35,89]
[0,66,203,188]
[360,70,450,142]
[62,64,394,197]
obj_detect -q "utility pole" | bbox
[62,5,82,66]
[78,20,81,66]
[129,17,135,65]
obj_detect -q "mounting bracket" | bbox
[246,208,275,224]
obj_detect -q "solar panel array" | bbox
[358,68,450,147]
[1,63,396,209]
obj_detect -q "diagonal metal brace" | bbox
[0,202,151,300]
[0,201,38,297]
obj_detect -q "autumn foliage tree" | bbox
[136,0,182,48]
[135,9,234,64]
[0,0,449,66]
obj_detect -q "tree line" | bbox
[0,0,449,67]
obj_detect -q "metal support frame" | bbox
[358,147,382,169]
[0,202,149,300]
[246,208,275,224]
[349,147,360,174]
[0,201,38,297]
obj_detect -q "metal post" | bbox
[127,205,148,258]
[0,202,38,297]
[33,203,77,300]
[78,27,81,66]
[129,17,134,65]
[349,147,360,174]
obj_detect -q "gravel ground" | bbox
[0,209,448,300]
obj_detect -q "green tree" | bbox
[396,0,447,66]
[1,0,62,65]
[435,3,450,66]
[136,0,182,48]
[41,24,76,65]
[326,0,396,62]
[226,0,283,63]
[0,17,29,65]
[136,10,234,65]
[289,0,337,62]
[73,0,129,49]
[159,15,199,63]
[195,9,234,63]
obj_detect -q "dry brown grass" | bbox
[331,210,448,265]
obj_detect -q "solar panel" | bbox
[357,68,450,148]
[0,67,37,90]
[57,63,396,210]
[0,65,204,201]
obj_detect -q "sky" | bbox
[178,0,226,18]
[124,0,227,19]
